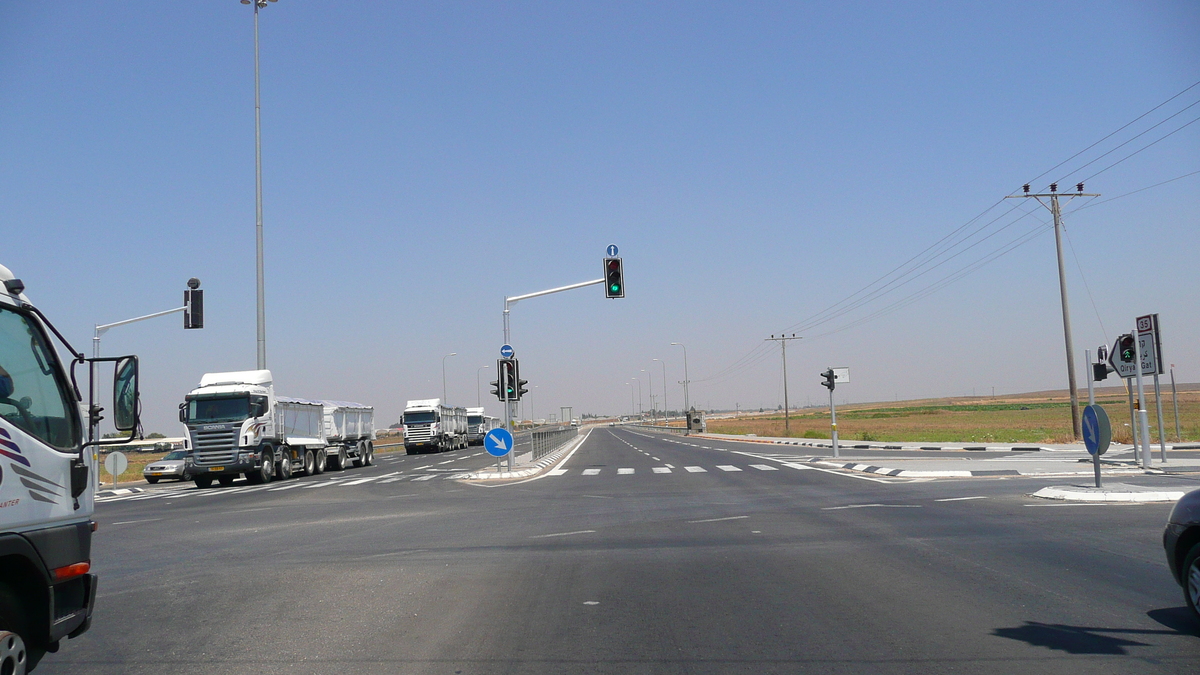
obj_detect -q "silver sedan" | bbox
[143,450,190,484]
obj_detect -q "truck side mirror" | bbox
[179,402,187,424]
[113,356,139,432]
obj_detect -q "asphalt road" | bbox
[39,427,1200,674]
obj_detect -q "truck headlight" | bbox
[238,453,253,463]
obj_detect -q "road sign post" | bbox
[484,428,515,473]
[103,451,128,488]
[1082,404,1111,488]
[1138,314,1168,463]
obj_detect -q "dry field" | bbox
[706,385,1200,444]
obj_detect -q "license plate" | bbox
[208,467,224,472]
[150,472,164,476]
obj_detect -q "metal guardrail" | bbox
[628,423,688,435]
[531,425,580,460]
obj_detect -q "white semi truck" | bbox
[179,370,374,487]
[1,264,142,672]
[403,399,467,453]
[465,407,498,445]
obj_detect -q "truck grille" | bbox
[406,425,432,443]
[191,427,238,465]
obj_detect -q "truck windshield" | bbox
[468,415,483,425]
[187,397,250,423]
[404,411,436,424]
[0,305,81,450]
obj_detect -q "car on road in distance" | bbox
[1164,487,1200,623]
[143,450,191,483]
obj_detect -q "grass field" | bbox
[705,386,1200,444]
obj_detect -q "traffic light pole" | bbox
[829,385,839,458]
[1007,185,1098,440]
[501,277,605,471]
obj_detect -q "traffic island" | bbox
[1030,483,1187,502]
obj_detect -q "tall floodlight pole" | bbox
[653,358,667,422]
[241,0,279,368]
[671,343,689,413]
[1007,183,1098,439]
[441,353,457,403]
[765,334,801,433]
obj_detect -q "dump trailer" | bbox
[403,399,467,453]
[466,407,498,445]
[180,371,333,487]
[320,401,375,470]
[1,263,144,671]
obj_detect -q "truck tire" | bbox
[332,447,348,471]
[314,448,327,474]
[246,447,274,485]
[302,449,315,476]
[217,475,236,487]
[363,442,374,466]
[352,442,365,468]
[0,584,37,673]
[277,451,293,480]
[194,476,213,488]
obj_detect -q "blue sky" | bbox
[3,1,1197,432]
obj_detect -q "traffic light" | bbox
[490,365,503,400]
[499,359,517,400]
[515,361,529,400]
[184,279,203,329]
[1117,334,1136,363]
[821,369,835,391]
[604,257,624,299]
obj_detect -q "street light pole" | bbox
[642,368,653,422]
[476,365,488,407]
[653,358,667,422]
[241,0,280,369]
[442,353,457,404]
[671,342,689,413]
[625,382,634,418]
[633,377,642,416]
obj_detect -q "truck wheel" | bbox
[277,452,293,480]
[217,475,235,487]
[364,442,374,466]
[352,442,365,468]
[332,447,348,471]
[194,476,213,488]
[0,584,38,673]
[303,450,315,476]
[246,448,274,485]
[314,448,327,474]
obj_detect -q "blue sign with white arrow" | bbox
[1082,404,1111,456]
[484,427,515,457]
[500,344,514,358]
[606,244,619,257]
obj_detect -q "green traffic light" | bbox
[610,284,620,293]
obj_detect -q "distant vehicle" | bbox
[403,399,466,453]
[465,407,499,445]
[1,263,141,671]
[570,418,580,427]
[143,450,190,483]
[1164,487,1200,623]
[178,370,374,488]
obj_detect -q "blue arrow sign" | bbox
[500,344,514,358]
[606,244,619,257]
[484,427,515,457]
[1082,404,1111,456]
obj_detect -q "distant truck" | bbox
[179,370,374,487]
[465,407,499,445]
[403,399,467,453]
[1,263,142,671]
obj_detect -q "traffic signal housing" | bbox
[490,375,503,401]
[821,369,836,391]
[499,359,517,400]
[184,287,203,329]
[1117,334,1136,363]
[604,257,624,299]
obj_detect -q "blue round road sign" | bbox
[500,344,514,358]
[484,428,515,457]
[606,244,619,257]
[1082,404,1111,456]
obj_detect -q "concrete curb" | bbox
[1030,484,1187,502]
[684,433,1055,453]
[462,433,587,481]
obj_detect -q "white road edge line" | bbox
[530,529,596,538]
[934,496,988,502]
[688,515,749,523]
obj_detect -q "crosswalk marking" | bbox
[267,483,302,491]
[547,469,568,476]
[411,475,437,481]
[582,469,601,476]
[617,468,635,475]
[716,465,742,472]
[340,477,380,486]
[749,464,778,471]
[652,467,671,473]
[684,466,706,473]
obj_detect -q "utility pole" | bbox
[1006,182,1098,439]
[1170,364,1181,442]
[765,334,801,432]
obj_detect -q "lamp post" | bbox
[240,0,279,369]
[442,353,457,403]
[652,358,667,422]
[476,365,489,407]
[671,342,689,413]
[632,376,642,417]
[625,382,634,418]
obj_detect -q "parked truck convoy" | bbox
[465,407,499,445]
[179,370,375,487]
[1,264,143,672]
[403,399,467,453]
